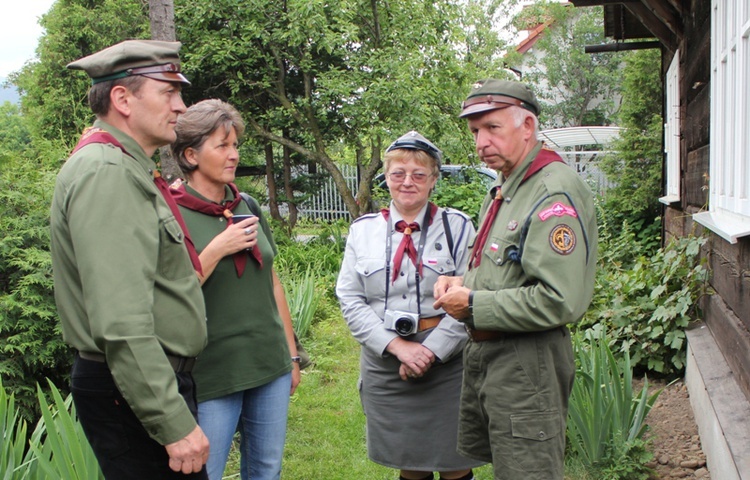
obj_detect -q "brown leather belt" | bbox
[78,351,197,373]
[418,315,444,332]
[465,326,507,342]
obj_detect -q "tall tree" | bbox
[508,2,622,127]
[176,0,507,218]
[13,0,149,146]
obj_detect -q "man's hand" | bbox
[433,275,464,301]
[433,285,472,320]
[165,425,210,474]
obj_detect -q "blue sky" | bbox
[1,0,56,78]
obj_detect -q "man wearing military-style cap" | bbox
[50,40,210,478]
[434,79,598,479]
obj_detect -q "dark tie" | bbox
[227,213,264,273]
[469,187,503,270]
[392,220,421,283]
[153,173,203,276]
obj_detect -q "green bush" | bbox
[578,228,708,376]
[431,169,489,226]
[0,156,70,424]
[566,330,661,479]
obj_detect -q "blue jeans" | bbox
[198,372,292,480]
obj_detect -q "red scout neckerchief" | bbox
[71,127,204,276]
[468,147,564,269]
[381,202,439,283]
[172,182,263,277]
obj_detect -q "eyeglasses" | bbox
[387,171,433,183]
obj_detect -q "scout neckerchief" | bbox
[172,182,263,277]
[381,202,438,317]
[71,127,203,276]
[468,148,564,269]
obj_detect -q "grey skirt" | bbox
[359,342,485,471]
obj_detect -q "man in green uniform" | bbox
[50,40,209,479]
[433,79,598,480]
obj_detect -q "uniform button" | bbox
[537,431,546,439]
[402,294,407,299]
[364,270,369,274]
[177,233,183,240]
[439,267,444,272]
[400,271,405,276]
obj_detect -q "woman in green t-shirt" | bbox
[170,99,301,480]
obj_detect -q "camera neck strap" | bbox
[383,204,433,316]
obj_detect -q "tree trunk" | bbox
[282,136,298,228]
[265,141,282,223]
[149,0,180,179]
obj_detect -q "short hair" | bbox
[172,99,246,175]
[383,148,439,177]
[507,105,539,134]
[88,76,146,116]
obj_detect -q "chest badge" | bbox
[507,220,519,231]
[549,224,576,255]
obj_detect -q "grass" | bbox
[222,314,495,479]
[220,309,644,479]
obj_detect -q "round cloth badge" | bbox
[549,224,576,255]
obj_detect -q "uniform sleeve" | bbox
[472,192,597,333]
[336,224,399,357]
[422,212,476,362]
[66,156,196,445]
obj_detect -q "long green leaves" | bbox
[0,379,103,480]
[0,380,28,480]
[566,331,662,478]
[286,268,320,339]
[26,380,103,480]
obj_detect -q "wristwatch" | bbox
[291,356,301,364]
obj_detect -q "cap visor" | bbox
[459,102,511,118]
[140,72,191,85]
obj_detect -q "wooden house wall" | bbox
[662,0,750,402]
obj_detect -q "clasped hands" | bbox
[432,275,471,320]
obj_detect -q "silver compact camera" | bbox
[383,310,420,336]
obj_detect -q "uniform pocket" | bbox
[510,411,562,472]
[422,254,455,277]
[484,235,521,266]
[354,258,387,298]
[157,216,194,280]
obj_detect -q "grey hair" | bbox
[508,105,539,134]
[171,99,245,175]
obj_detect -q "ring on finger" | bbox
[244,228,252,235]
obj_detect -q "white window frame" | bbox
[694,0,750,243]
[660,50,681,205]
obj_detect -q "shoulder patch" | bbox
[538,202,578,221]
[549,224,576,255]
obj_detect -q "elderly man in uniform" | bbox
[433,79,598,479]
[50,40,209,478]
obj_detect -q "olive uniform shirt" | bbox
[50,119,207,445]
[464,141,597,332]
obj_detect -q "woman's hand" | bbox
[214,216,259,257]
[195,216,260,284]
[386,338,435,380]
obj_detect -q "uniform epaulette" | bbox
[442,207,472,222]
[352,212,381,224]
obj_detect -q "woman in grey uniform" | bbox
[336,131,483,480]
